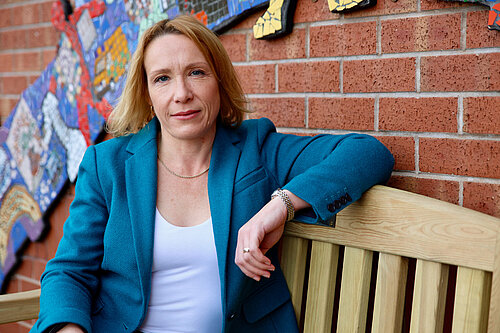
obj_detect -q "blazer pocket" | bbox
[234,167,268,195]
[242,279,291,324]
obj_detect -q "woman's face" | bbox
[144,33,220,143]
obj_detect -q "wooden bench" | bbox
[1,185,500,332]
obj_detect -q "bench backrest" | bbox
[1,185,500,332]
[281,185,500,332]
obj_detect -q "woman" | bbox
[32,15,394,333]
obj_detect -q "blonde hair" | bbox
[106,15,248,137]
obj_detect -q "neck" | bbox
[157,129,215,174]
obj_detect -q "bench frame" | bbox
[1,185,500,332]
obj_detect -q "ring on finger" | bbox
[243,247,250,253]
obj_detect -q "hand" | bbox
[235,196,287,281]
[57,323,85,333]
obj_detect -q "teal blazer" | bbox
[32,117,394,333]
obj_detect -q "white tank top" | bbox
[139,209,223,333]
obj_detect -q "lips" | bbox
[171,110,200,119]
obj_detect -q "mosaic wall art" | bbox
[0,0,133,289]
[447,0,500,30]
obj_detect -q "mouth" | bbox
[171,110,200,119]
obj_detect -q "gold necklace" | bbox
[157,156,209,179]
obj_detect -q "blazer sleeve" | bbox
[32,146,107,333]
[255,118,394,225]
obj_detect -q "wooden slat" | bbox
[285,186,500,272]
[0,289,40,324]
[410,260,449,333]
[371,253,408,333]
[488,230,500,333]
[303,241,339,333]
[280,235,309,321]
[337,247,372,333]
[452,267,491,333]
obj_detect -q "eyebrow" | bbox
[147,62,211,78]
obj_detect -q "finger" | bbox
[238,246,275,276]
[238,264,262,282]
[235,253,263,281]
[244,249,275,272]
[235,243,274,280]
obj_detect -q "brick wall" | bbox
[0,0,499,331]
[220,0,500,215]
[0,0,60,332]
[0,0,57,124]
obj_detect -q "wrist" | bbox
[271,188,295,221]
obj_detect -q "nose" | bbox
[173,77,193,103]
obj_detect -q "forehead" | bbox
[144,33,209,71]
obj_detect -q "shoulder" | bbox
[238,117,276,134]
[231,118,277,145]
[79,134,134,173]
[93,134,132,155]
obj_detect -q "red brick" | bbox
[28,75,38,85]
[387,176,459,204]
[21,322,33,331]
[15,258,33,279]
[309,97,374,131]
[421,0,473,10]
[20,279,39,291]
[248,98,305,128]
[0,98,18,118]
[294,0,339,23]
[376,136,415,171]
[44,191,74,259]
[463,182,500,218]
[41,49,57,68]
[464,97,500,135]
[23,241,48,260]
[234,64,275,94]
[231,9,266,30]
[2,0,33,3]
[0,322,21,332]
[0,53,13,72]
[421,53,500,92]
[11,52,42,72]
[219,33,246,62]
[343,58,415,93]
[31,259,47,281]
[5,276,20,294]
[379,98,458,132]
[12,4,39,25]
[249,28,305,60]
[467,10,500,49]
[1,76,29,94]
[44,225,63,260]
[381,14,460,53]
[40,1,55,23]
[419,138,500,178]
[26,26,59,48]
[0,30,27,49]
[310,21,376,57]
[67,183,76,197]
[278,61,339,92]
[0,8,12,28]
[344,0,416,17]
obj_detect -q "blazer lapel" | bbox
[123,118,241,313]
[208,124,241,315]
[125,118,159,303]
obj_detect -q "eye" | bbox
[190,69,206,76]
[154,75,169,83]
